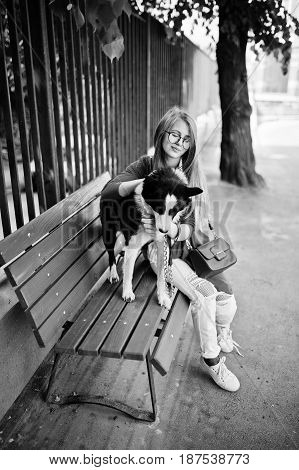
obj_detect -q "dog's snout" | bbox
[159,228,168,234]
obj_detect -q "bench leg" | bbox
[45,352,157,422]
[44,322,74,403]
[146,351,157,420]
[44,351,62,403]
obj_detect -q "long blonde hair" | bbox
[152,106,213,245]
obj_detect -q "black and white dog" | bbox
[100,168,202,308]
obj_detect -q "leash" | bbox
[163,235,174,300]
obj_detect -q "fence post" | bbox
[180,38,185,108]
[27,0,59,209]
[146,14,151,152]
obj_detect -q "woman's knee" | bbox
[215,293,237,327]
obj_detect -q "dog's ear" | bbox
[185,187,203,197]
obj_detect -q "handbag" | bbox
[186,223,237,279]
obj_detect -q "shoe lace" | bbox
[216,357,229,381]
[219,328,244,357]
[232,340,244,357]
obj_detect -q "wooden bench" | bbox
[0,172,190,422]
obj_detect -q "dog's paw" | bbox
[157,291,172,310]
[109,264,119,284]
[122,289,135,303]
[109,273,119,283]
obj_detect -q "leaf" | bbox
[102,35,124,61]
[86,0,130,32]
[72,5,85,30]
[86,0,115,31]
[49,0,70,20]
[122,0,132,18]
[85,0,131,61]
[273,48,280,60]
[164,25,177,45]
[100,18,121,43]
[101,19,124,61]
[113,0,131,19]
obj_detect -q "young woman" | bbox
[101,106,241,392]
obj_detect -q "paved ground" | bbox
[0,120,298,450]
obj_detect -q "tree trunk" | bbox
[216,0,264,187]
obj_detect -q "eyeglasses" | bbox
[165,131,191,150]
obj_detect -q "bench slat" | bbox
[16,220,102,308]
[78,259,148,356]
[0,172,110,266]
[151,292,190,376]
[5,198,101,287]
[55,280,120,354]
[55,259,125,354]
[26,238,107,330]
[122,290,170,361]
[100,269,156,358]
[33,248,110,347]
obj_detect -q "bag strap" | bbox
[186,220,217,250]
[186,239,192,251]
[208,220,218,240]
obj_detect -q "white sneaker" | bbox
[217,327,244,357]
[200,356,240,392]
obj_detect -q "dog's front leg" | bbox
[122,231,152,302]
[156,237,172,310]
[122,245,139,302]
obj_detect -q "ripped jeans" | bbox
[147,242,237,359]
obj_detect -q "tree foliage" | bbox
[134,0,299,74]
[49,1,299,70]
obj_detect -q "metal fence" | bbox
[0,0,206,239]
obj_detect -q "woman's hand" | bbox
[142,220,178,239]
[167,222,179,239]
[168,223,191,241]
[119,178,144,197]
[141,214,156,236]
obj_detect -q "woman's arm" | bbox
[119,178,144,197]
[101,156,152,201]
